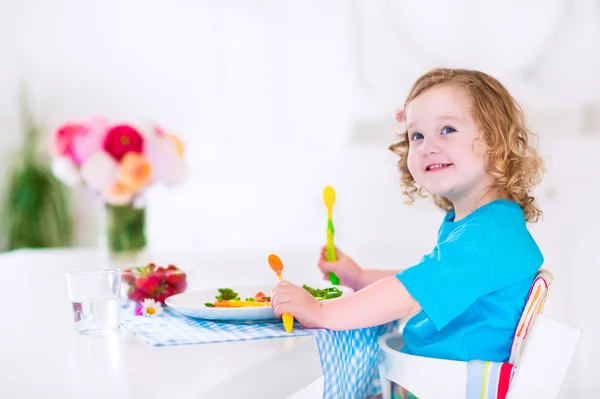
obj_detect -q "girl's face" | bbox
[405,84,494,204]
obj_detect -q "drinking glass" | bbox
[65,269,122,332]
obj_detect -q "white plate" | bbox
[165,282,354,322]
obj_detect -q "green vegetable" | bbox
[208,286,340,308]
[215,288,240,301]
[204,302,215,307]
[302,285,343,300]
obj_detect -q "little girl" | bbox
[270,68,545,363]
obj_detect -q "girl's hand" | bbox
[270,280,323,329]
[317,246,362,291]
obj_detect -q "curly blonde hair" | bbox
[389,68,545,222]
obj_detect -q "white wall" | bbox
[1,1,599,397]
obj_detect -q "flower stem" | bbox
[105,204,146,254]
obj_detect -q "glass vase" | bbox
[103,203,148,269]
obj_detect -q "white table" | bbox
[0,248,329,399]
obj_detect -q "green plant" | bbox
[0,90,73,251]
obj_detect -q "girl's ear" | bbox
[471,133,492,172]
[471,132,489,155]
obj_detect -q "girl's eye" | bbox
[410,132,424,141]
[441,126,456,135]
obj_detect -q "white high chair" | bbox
[378,270,582,399]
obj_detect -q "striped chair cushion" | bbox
[509,269,553,365]
[466,360,516,399]
[391,360,516,399]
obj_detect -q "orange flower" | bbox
[117,152,152,191]
[103,181,137,205]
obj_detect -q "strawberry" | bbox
[136,275,161,295]
[153,266,167,281]
[166,271,186,286]
[122,269,136,285]
[128,288,147,302]
[135,276,148,290]
[156,285,176,303]
[168,284,177,294]
[167,264,178,271]
[155,292,167,304]
[173,280,187,294]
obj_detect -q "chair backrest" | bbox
[506,313,581,399]
[505,269,582,398]
[508,269,553,365]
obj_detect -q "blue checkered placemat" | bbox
[120,304,398,398]
[120,304,313,345]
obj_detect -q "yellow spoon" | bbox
[268,254,294,333]
[323,186,340,285]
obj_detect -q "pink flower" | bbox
[144,133,186,185]
[153,125,167,137]
[395,108,405,123]
[103,125,144,161]
[152,125,184,157]
[54,124,81,157]
[71,117,108,164]
[53,117,108,165]
[79,151,119,192]
[134,302,143,316]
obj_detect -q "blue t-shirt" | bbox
[395,199,543,362]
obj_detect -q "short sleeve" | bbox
[396,237,494,330]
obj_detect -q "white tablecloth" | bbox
[0,248,326,399]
